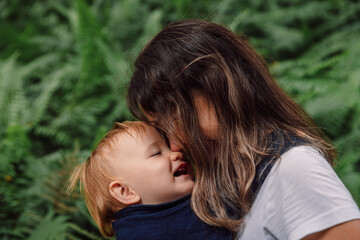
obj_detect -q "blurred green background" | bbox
[1,0,359,239]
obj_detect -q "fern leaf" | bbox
[28,209,69,240]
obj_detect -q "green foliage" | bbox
[271,16,360,202]
[0,0,359,238]
[27,209,70,240]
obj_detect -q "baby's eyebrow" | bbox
[144,141,159,154]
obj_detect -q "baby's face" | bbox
[112,125,194,205]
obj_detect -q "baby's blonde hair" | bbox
[67,121,148,237]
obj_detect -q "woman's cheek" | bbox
[193,91,219,139]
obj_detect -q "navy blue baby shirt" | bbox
[112,194,233,240]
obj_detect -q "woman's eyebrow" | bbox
[149,120,159,126]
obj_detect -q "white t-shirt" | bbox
[236,146,360,240]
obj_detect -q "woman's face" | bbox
[145,91,219,152]
[192,91,219,140]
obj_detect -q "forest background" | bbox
[1,0,360,239]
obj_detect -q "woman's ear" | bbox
[109,181,141,205]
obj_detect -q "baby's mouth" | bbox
[174,163,191,177]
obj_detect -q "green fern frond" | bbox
[68,223,105,240]
[74,0,107,83]
[133,10,163,54]
[0,54,20,129]
[20,53,61,77]
[96,39,128,78]
[31,65,73,126]
[27,208,70,240]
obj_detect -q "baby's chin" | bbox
[174,184,194,201]
[183,181,194,196]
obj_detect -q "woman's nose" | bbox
[170,151,183,161]
[169,138,183,152]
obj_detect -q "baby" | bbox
[68,121,232,240]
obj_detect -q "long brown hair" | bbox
[127,20,336,231]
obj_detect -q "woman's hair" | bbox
[127,20,336,231]
[67,121,147,237]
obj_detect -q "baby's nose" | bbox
[170,151,183,161]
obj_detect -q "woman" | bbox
[127,20,360,239]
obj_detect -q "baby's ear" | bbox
[109,181,141,205]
